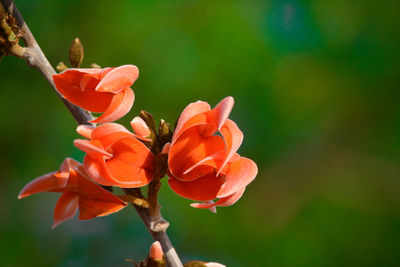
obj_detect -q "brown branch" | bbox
[131,200,183,267]
[0,0,183,266]
[123,187,182,267]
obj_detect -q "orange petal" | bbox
[216,187,246,207]
[77,173,127,220]
[217,119,243,175]
[208,96,234,131]
[91,123,134,147]
[54,68,102,87]
[55,158,80,187]
[130,116,151,138]
[74,139,112,159]
[168,172,225,201]
[161,142,171,154]
[80,73,101,91]
[105,137,154,187]
[172,101,210,142]
[217,157,257,198]
[95,65,139,93]
[190,186,246,209]
[53,70,113,112]
[19,172,61,199]
[196,96,234,137]
[172,112,209,144]
[83,155,116,186]
[90,87,134,123]
[183,154,220,175]
[168,127,225,181]
[52,191,79,228]
[76,125,95,139]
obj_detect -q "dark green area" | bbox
[1,0,399,266]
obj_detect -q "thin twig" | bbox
[0,1,183,266]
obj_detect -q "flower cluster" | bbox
[19,65,257,227]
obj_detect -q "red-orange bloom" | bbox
[74,122,154,188]
[168,97,257,211]
[18,158,127,228]
[53,65,139,123]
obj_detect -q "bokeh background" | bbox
[1,0,400,266]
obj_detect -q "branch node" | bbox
[149,216,170,232]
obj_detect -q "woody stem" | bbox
[125,188,183,267]
[1,0,183,266]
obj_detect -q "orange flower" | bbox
[18,158,127,228]
[53,65,139,123]
[74,121,154,188]
[168,97,257,211]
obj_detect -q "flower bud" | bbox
[149,241,163,261]
[131,116,151,138]
[158,119,172,147]
[56,61,68,72]
[69,37,84,68]
[140,110,157,132]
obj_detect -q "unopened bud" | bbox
[158,119,172,146]
[140,110,156,132]
[131,116,151,138]
[56,61,68,72]
[69,37,84,68]
[149,241,163,261]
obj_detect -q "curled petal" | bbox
[217,119,243,175]
[172,101,210,142]
[161,142,171,154]
[183,155,220,175]
[55,158,80,187]
[215,187,246,207]
[74,139,112,159]
[52,191,79,228]
[196,96,234,137]
[130,116,151,138]
[18,172,61,199]
[217,157,257,198]
[91,123,134,147]
[76,172,127,220]
[209,96,234,131]
[76,125,94,139]
[53,69,113,112]
[83,156,116,186]
[90,87,134,124]
[104,137,154,187]
[168,127,225,181]
[168,172,225,201]
[95,65,139,93]
[190,186,246,210]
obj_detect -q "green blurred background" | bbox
[1,0,400,266]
